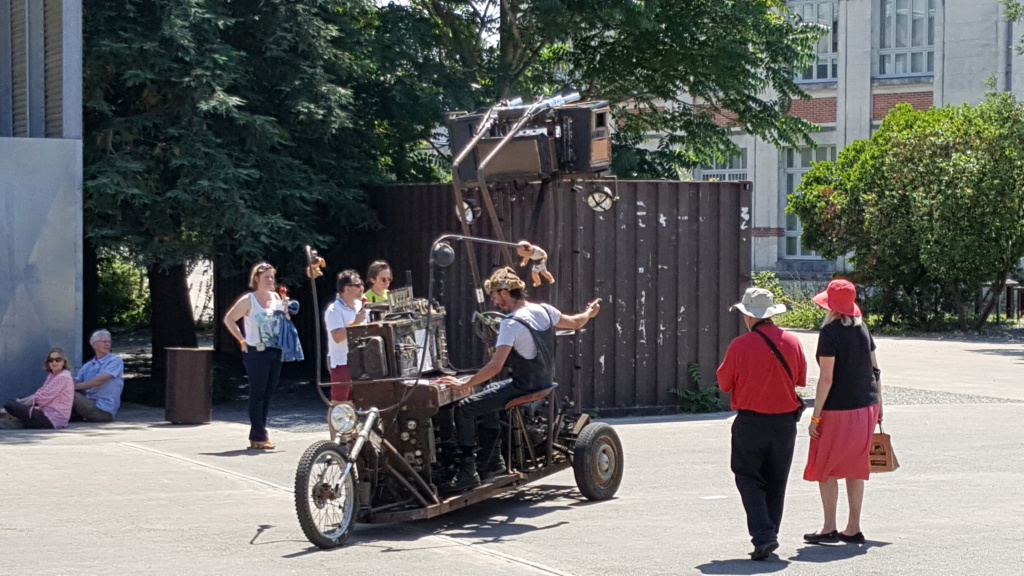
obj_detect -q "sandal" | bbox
[249,440,276,450]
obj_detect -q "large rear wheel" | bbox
[572,422,623,501]
[295,440,357,548]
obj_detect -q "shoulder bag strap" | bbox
[752,325,794,384]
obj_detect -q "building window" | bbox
[877,0,935,77]
[789,1,839,82]
[700,149,748,181]
[784,146,835,258]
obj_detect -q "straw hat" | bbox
[729,287,787,319]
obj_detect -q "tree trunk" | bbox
[82,239,100,360]
[148,264,198,404]
[949,281,967,330]
[973,273,1008,331]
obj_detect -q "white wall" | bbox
[936,0,1004,106]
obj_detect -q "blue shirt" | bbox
[76,353,125,416]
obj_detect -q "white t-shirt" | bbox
[495,303,562,360]
[324,297,362,368]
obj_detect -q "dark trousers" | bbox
[72,392,114,422]
[731,410,797,546]
[455,380,527,448]
[242,347,283,442]
[3,401,54,429]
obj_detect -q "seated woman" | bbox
[2,348,75,429]
[364,260,392,303]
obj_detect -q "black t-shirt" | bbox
[816,320,879,410]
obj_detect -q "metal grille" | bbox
[10,0,27,136]
[43,0,62,137]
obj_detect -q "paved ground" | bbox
[3,332,1024,575]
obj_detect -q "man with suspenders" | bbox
[437,267,601,492]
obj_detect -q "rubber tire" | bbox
[572,422,624,501]
[294,440,357,549]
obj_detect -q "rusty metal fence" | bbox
[367,180,752,414]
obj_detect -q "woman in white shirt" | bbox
[223,262,287,450]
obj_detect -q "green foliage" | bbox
[397,0,823,172]
[82,0,430,273]
[751,271,825,329]
[688,362,703,387]
[669,386,727,414]
[669,363,728,413]
[788,93,1024,330]
[96,250,150,329]
[751,270,787,304]
[777,301,827,330]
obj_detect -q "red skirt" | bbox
[803,404,880,482]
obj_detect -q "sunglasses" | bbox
[47,357,64,363]
[346,282,364,288]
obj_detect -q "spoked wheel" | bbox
[295,440,357,549]
[572,422,623,501]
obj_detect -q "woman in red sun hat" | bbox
[802,279,882,546]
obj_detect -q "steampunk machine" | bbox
[294,94,622,549]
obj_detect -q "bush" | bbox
[669,363,728,413]
[752,271,825,329]
[96,250,150,329]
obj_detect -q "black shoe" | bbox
[477,452,507,480]
[750,541,779,561]
[837,531,865,544]
[803,530,839,544]
[440,450,481,494]
[439,469,480,494]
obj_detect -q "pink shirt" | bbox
[33,369,75,428]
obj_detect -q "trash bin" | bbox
[165,347,214,424]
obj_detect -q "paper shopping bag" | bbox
[869,423,900,473]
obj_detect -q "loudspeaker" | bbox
[556,101,612,174]
[446,100,614,186]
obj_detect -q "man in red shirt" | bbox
[717,287,807,561]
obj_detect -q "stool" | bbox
[503,383,558,472]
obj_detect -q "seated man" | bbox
[72,329,125,422]
[437,267,601,491]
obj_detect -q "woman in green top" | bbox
[364,260,392,303]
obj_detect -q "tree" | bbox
[788,94,1024,329]
[83,0,382,383]
[383,0,824,175]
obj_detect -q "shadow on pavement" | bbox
[695,557,791,574]
[412,484,588,545]
[279,523,451,557]
[968,347,1024,363]
[786,540,889,562]
[276,484,592,558]
[197,448,267,457]
[695,540,890,573]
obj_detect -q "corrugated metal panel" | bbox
[0,0,13,137]
[43,0,62,137]
[365,180,752,412]
[26,0,44,136]
[10,0,27,137]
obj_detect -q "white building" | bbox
[695,0,1021,276]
